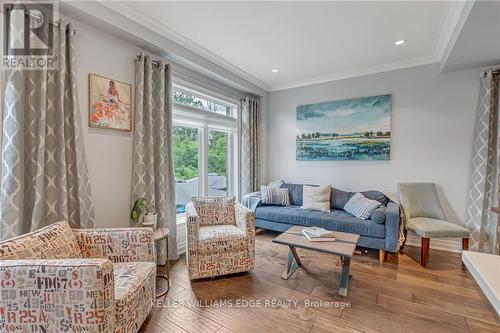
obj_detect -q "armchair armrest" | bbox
[186,202,200,255]
[235,202,256,242]
[73,227,155,263]
[0,259,115,332]
[385,201,401,252]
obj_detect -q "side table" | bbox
[154,227,170,297]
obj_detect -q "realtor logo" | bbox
[2,1,59,70]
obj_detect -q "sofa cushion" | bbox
[370,205,386,224]
[192,197,236,226]
[198,225,247,255]
[279,183,304,206]
[0,220,82,260]
[330,187,353,210]
[114,262,156,333]
[362,190,390,206]
[302,185,330,211]
[255,205,385,238]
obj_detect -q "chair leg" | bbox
[379,249,387,263]
[420,238,430,268]
[462,238,469,251]
[462,238,469,270]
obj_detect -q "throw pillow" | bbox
[370,205,386,224]
[192,197,236,226]
[344,192,382,219]
[261,185,290,206]
[302,185,331,212]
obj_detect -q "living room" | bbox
[0,1,499,333]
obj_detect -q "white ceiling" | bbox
[441,0,500,72]
[105,1,466,91]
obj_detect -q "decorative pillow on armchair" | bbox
[261,185,290,206]
[192,197,236,226]
[344,192,381,219]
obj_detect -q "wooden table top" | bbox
[154,227,169,241]
[491,207,500,215]
[272,226,359,258]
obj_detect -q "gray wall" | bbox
[267,63,482,225]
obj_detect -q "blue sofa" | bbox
[242,183,400,256]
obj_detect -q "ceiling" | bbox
[441,0,500,72]
[102,1,466,91]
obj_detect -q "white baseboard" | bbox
[405,233,462,253]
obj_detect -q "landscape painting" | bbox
[296,94,391,161]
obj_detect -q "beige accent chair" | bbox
[398,183,470,267]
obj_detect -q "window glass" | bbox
[172,89,231,115]
[208,130,228,196]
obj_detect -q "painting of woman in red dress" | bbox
[89,74,132,131]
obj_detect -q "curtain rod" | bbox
[481,69,500,77]
[3,5,76,35]
[136,53,169,70]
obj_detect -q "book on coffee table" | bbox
[302,227,336,242]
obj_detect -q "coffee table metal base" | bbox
[280,245,352,296]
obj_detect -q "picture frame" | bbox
[88,73,133,131]
[296,94,391,161]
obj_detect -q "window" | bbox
[172,84,238,222]
[173,88,231,115]
[173,126,199,214]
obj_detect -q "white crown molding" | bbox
[96,1,270,92]
[438,0,476,72]
[269,55,439,92]
[95,1,472,93]
[435,0,470,61]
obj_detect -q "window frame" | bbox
[172,84,240,201]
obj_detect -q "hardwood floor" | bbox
[141,231,500,333]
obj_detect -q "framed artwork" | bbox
[296,94,391,161]
[89,74,132,131]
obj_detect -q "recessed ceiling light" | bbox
[271,69,279,73]
[394,40,406,46]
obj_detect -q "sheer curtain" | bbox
[466,69,499,254]
[131,54,178,263]
[240,97,260,196]
[0,19,95,240]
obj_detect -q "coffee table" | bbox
[272,226,359,296]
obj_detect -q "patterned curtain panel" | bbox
[0,21,95,241]
[240,97,260,196]
[132,54,178,264]
[466,70,499,254]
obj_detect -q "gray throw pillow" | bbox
[370,205,386,224]
[261,185,290,206]
[344,193,382,219]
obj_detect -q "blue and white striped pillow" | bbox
[261,185,290,206]
[343,192,381,219]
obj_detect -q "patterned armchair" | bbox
[186,197,255,280]
[0,221,156,333]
